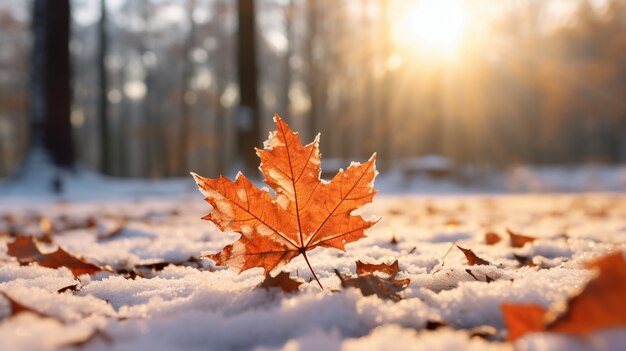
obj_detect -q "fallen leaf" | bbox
[389,235,398,245]
[192,114,377,289]
[501,304,547,341]
[485,232,501,245]
[96,222,126,241]
[507,229,536,248]
[502,252,626,341]
[513,254,536,267]
[6,237,102,276]
[57,283,80,293]
[548,252,626,335]
[465,268,494,283]
[457,245,490,266]
[258,271,303,293]
[336,260,410,301]
[336,269,409,302]
[356,259,400,276]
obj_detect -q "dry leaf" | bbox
[457,245,490,266]
[6,236,102,276]
[548,252,626,335]
[57,283,80,294]
[507,228,536,248]
[513,254,536,267]
[336,260,409,301]
[485,232,502,245]
[356,259,400,276]
[502,252,626,341]
[258,271,303,293]
[192,114,377,288]
[336,270,409,302]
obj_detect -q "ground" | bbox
[0,183,625,350]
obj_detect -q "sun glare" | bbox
[394,0,467,54]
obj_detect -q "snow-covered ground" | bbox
[1,179,625,350]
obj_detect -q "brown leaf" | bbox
[485,232,502,245]
[96,222,126,241]
[192,114,378,289]
[336,269,409,302]
[502,253,626,341]
[356,259,400,277]
[6,237,102,276]
[389,235,398,245]
[507,229,536,248]
[513,254,536,267]
[457,245,490,266]
[57,283,80,293]
[258,271,303,293]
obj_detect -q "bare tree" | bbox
[98,0,110,174]
[237,0,261,172]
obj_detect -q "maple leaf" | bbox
[356,259,400,276]
[336,260,410,301]
[258,271,303,293]
[501,252,626,341]
[6,236,102,277]
[457,245,490,266]
[192,114,377,288]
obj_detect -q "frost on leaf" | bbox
[191,114,378,288]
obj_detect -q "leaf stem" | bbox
[301,251,323,290]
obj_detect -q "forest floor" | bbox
[0,188,625,350]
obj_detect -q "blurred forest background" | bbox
[1,0,626,181]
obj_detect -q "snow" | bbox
[0,176,625,350]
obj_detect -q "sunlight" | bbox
[394,0,467,54]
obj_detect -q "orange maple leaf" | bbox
[192,114,378,288]
[502,252,626,341]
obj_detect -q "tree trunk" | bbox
[34,0,74,168]
[23,0,74,172]
[98,0,110,174]
[236,0,261,173]
[177,0,196,176]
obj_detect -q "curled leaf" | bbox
[485,231,501,245]
[356,259,400,276]
[507,228,536,248]
[6,236,102,277]
[258,271,303,293]
[457,245,490,266]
